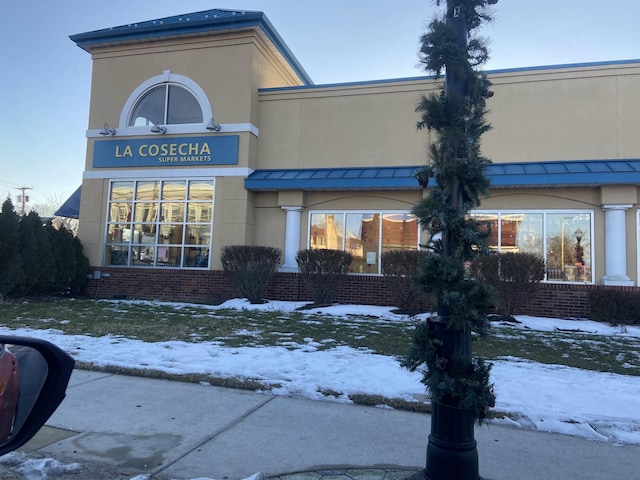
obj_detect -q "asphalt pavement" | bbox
[14,369,640,480]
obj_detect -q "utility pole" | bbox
[16,186,32,216]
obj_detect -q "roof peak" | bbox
[70,8,264,44]
[69,8,312,85]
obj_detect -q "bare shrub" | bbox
[220,245,281,304]
[296,249,352,306]
[470,252,545,318]
[590,290,640,325]
[381,249,429,314]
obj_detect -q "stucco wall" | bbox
[258,63,640,170]
[73,17,640,287]
[257,80,432,170]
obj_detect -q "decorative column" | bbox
[601,204,634,286]
[280,206,303,272]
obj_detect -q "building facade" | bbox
[69,8,640,307]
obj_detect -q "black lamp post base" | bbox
[423,436,479,480]
[420,401,480,480]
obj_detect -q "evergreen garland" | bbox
[403,0,498,423]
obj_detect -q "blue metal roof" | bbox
[245,160,640,191]
[69,9,312,85]
[487,159,640,187]
[246,166,423,191]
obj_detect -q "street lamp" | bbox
[574,228,584,280]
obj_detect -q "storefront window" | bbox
[105,179,214,268]
[346,213,380,273]
[470,211,592,283]
[545,213,591,282]
[308,211,420,274]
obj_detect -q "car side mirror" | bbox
[0,336,75,456]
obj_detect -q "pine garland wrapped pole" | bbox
[403,2,499,479]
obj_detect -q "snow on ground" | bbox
[1,299,639,453]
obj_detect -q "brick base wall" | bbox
[523,283,638,319]
[85,268,399,306]
[86,267,637,319]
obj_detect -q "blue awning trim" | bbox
[487,159,640,187]
[245,160,640,191]
[54,186,82,219]
[245,166,424,191]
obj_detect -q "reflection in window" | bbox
[105,179,214,268]
[308,211,420,274]
[162,181,186,200]
[345,213,379,273]
[545,213,591,282]
[310,213,344,250]
[470,211,592,283]
[382,214,419,252]
[129,84,203,127]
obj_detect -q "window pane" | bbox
[131,245,155,266]
[156,246,182,267]
[184,247,209,267]
[156,245,170,265]
[545,213,591,282]
[346,213,380,274]
[167,85,203,124]
[162,181,186,200]
[108,203,132,223]
[105,245,129,266]
[132,223,157,243]
[106,224,130,243]
[110,182,134,201]
[158,224,184,244]
[469,214,498,250]
[310,213,343,250]
[130,86,166,126]
[382,214,418,252]
[186,225,211,245]
[189,181,214,200]
[187,203,212,222]
[135,181,159,201]
[161,203,185,222]
[133,202,158,223]
[501,213,543,256]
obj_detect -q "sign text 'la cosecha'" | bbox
[115,141,212,163]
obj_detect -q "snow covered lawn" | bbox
[1,298,639,446]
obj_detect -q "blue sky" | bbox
[1,0,639,210]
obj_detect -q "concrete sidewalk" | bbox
[18,370,640,480]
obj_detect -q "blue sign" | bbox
[93,135,239,167]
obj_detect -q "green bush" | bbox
[47,224,89,295]
[470,252,546,318]
[296,249,352,306]
[220,245,282,304]
[0,198,89,300]
[381,249,429,314]
[590,290,640,325]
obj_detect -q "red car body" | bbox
[0,344,20,442]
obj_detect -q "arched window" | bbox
[120,70,213,129]
[129,83,203,126]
